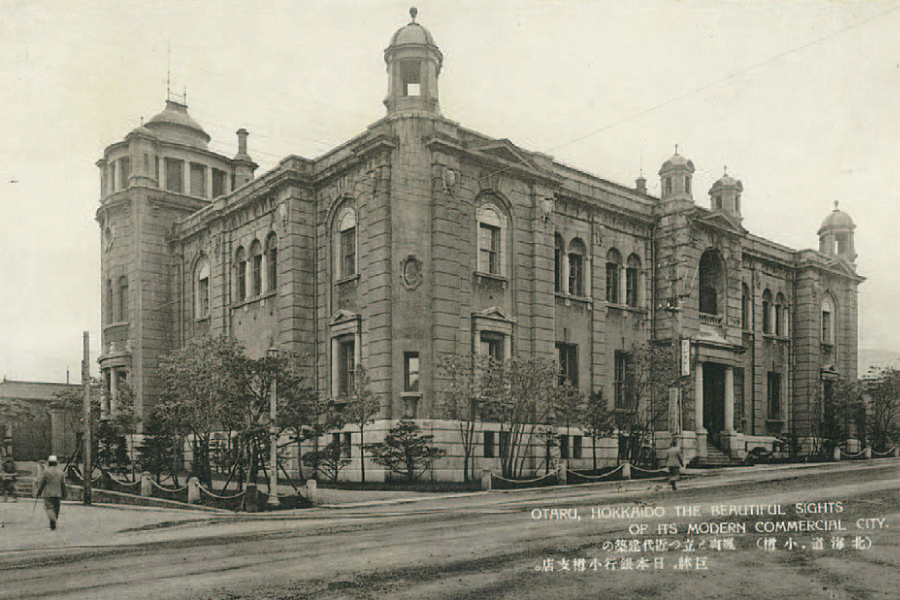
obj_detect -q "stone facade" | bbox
[96,11,862,479]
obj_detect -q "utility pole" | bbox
[267,347,280,507]
[82,332,92,506]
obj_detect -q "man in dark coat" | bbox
[35,455,67,530]
[664,440,684,491]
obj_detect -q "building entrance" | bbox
[703,363,726,443]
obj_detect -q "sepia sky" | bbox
[1,0,898,382]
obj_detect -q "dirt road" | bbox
[1,461,898,599]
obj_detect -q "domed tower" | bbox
[96,98,255,428]
[659,148,695,202]
[818,201,857,264]
[708,168,743,222]
[384,7,443,114]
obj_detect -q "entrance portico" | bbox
[692,340,743,457]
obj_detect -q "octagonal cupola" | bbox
[709,167,743,222]
[384,7,443,114]
[659,147,695,202]
[818,201,857,264]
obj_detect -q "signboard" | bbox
[681,339,691,377]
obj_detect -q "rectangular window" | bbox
[212,169,227,197]
[499,431,510,460]
[401,61,421,97]
[404,352,420,392]
[478,223,500,275]
[342,432,352,458]
[822,309,832,344]
[614,351,630,409]
[568,254,583,297]
[267,247,277,292]
[165,158,184,193]
[340,228,356,278]
[237,260,247,301]
[190,163,206,197]
[556,342,578,388]
[483,431,495,458]
[768,372,782,420]
[198,276,209,317]
[119,158,131,189]
[559,434,569,459]
[338,337,356,397]
[626,267,639,307]
[572,435,583,459]
[479,332,505,362]
[118,280,129,322]
[252,253,262,296]
[606,262,619,304]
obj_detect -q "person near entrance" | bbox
[664,440,684,491]
[34,455,67,530]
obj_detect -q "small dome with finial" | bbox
[659,145,694,174]
[818,201,855,234]
[389,7,440,48]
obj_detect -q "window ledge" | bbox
[335,274,360,285]
[400,392,422,398]
[231,290,277,310]
[766,418,785,424]
[556,292,593,307]
[607,303,644,313]
[821,342,835,349]
[104,321,130,329]
[195,316,210,324]
[474,271,507,282]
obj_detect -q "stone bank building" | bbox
[96,11,862,479]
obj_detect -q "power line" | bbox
[547,2,900,156]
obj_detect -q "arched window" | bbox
[741,283,751,330]
[235,246,247,302]
[117,276,129,322]
[266,233,278,292]
[606,249,621,304]
[698,249,724,315]
[626,254,641,308]
[195,256,210,319]
[762,289,773,334]
[250,239,263,297]
[335,207,357,279]
[476,203,507,276]
[775,292,786,336]
[568,238,586,297]
[106,279,114,323]
[822,295,835,344]
[554,233,564,293]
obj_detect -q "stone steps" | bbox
[695,445,744,468]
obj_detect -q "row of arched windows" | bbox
[740,283,791,337]
[606,249,642,307]
[105,276,129,323]
[554,234,588,297]
[553,236,642,307]
[227,233,278,309]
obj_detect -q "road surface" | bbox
[1,461,898,599]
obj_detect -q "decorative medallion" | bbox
[400,254,424,290]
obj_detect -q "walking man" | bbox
[34,455,66,530]
[664,439,684,491]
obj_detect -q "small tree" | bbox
[137,408,181,484]
[302,441,351,482]
[436,352,488,483]
[582,389,615,471]
[864,368,900,452]
[367,418,445,483]
[342,365,381,484]
[480,356,558,479]
[617,343,678,464]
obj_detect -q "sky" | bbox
[1,0,899,382]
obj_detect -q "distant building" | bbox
[96,10,862,478]
[0,379,79,461]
